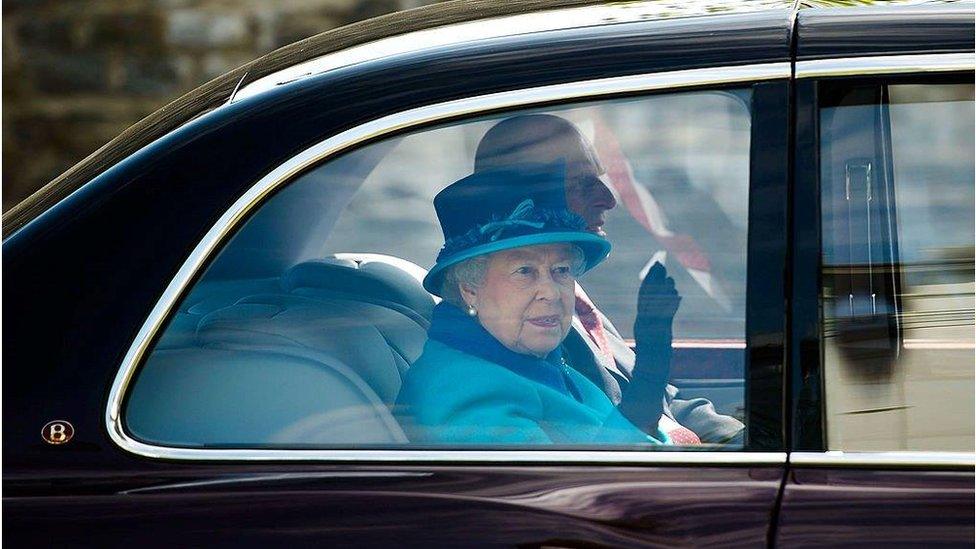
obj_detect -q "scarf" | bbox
[427,302,582,401]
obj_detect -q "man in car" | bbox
[473,114,744,445]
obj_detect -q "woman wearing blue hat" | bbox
[395,164,671,445]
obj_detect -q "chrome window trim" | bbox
[113,446,789,465]
[795,52,975,79]
[106,61,788,463]
[791,451,976,469]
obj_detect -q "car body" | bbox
[3,1,974,546]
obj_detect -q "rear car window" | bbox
[124,88,754,450]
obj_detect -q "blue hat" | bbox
[423,164,611,296]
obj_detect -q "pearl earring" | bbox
[467,305,478,317]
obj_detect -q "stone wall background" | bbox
[2,0,441,211]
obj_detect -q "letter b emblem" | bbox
[41,420,75,445]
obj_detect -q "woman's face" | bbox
[461,243,577,358]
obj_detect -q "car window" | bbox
[819,79,975,452]
[124,88,753,451]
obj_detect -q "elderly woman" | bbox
[395,165,670,445]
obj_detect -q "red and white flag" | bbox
[586,115,731,311]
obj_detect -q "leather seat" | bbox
[283,255,435,322]
[197,292,424,404]
[154,277,281,349]
[131,255,433,446]
[127,347,408,445]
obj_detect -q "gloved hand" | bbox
[635,262,681,335]
[618,262,681,436]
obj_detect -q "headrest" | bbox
[282,256,434,320]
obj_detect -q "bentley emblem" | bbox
[41,420,74,445]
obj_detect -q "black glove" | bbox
[618,262,681,435]
[636,262,681,332]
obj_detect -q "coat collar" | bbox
[427,302,579,399]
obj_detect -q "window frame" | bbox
[107,63,791,464]
[790,53,976,468]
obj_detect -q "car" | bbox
[4,0,974,546]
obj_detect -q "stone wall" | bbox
[2,0,439,210]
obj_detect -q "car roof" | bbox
[0,0,793,237]
[0,0,963,238]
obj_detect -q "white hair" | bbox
[439,244,586,309]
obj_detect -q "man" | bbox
[473,114,744,445]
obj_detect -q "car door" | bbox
[4,5,795,547]
[778,4,975,545]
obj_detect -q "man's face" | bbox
[474,116,617,235]
[564,158,617,237]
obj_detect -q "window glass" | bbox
[125,89,752,450]
[820,81,975,451]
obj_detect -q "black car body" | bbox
[4,1,974,546]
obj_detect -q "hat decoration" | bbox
[436,198,587,262]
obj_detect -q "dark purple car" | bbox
[4,1,974,546]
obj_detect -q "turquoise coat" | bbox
[396,339,669,445]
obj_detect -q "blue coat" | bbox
[396,338,668,445]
